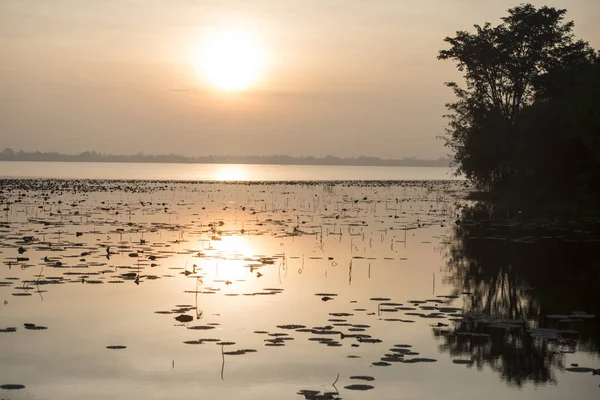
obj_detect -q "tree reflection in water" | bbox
[438,203,600,386]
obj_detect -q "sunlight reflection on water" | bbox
[0,161,461,181]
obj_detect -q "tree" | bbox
[514,59,600,202]
[439,4,595,191]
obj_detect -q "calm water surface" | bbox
[0,161,460,181]
[0,179,598,399]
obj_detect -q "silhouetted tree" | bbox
[514,60,600,203]
[439,4,596,192]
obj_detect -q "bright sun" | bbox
[195,29,265,92]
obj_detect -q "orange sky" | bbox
[1,0,598,158]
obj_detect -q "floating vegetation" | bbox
[344,384,374,390]
[187,325,215,330]
[565,367,595,373]
[223,349,256,355]
[24,323,47,330]
[529,328,578,339]
[175,314,194,323]
[350,376,375,381]
[0,384,25,390]
[277,324,306,330]
[297,389,341,400]
[371,361,391,366]
[183,340,205,345]
[400,358,437,363]
[238,348,257,353]
[452,359,475,365]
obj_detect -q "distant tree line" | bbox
[0,148,451,168]
[439,4,600,207]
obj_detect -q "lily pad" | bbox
[350,376,375,381]
[188,325,215,330]
[344,384,374,390]
[371,361,391,366]
[565,367,594,373]
[0,384,25,390]
[175,314,194,323]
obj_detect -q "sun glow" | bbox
[214,165,248,181]
[207,235,255,282]
[211,235,253,258]
[195,28,266,91]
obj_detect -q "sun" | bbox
[195,28,266,92]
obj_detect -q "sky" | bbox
[1,0,598,159]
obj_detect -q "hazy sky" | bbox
[1,0,598,159]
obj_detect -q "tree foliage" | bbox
[439,3,598,201]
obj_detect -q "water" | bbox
[0,178,598,399]
[0,161,460,181]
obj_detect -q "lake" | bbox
[0,174,598,399]
[0,162,460,181]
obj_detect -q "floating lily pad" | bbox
[571,312,595,319]
[546,314,571,319]
[223,349,248,355]
[344,384,374,390]
[350,376,375,381]
[565,367,594,373]
[24,324,47,330]
[238,348,257,353]
[401,358,437,363]
[187,325,215,330]
[358,338,382,343]
[371,361,391,366]
[0,384,25,390]
[453,359,475,365]
[183,340,205,345]
[175,314,194,323]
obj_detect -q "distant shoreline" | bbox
[0,150,451,168]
